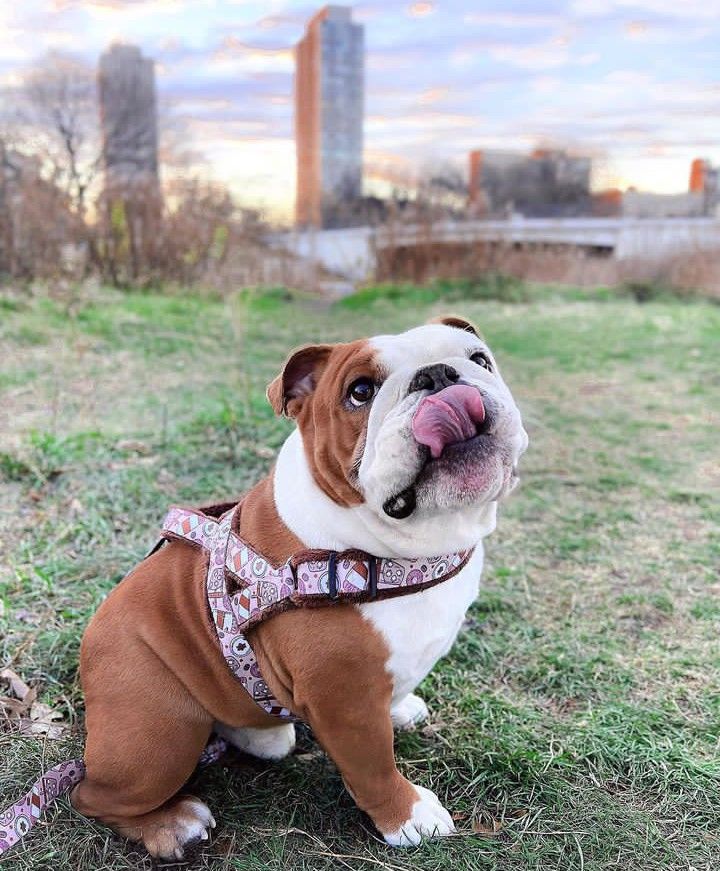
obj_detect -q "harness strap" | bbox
[158,503,474,721]
[159,504,473,621]
[0,736,228,857]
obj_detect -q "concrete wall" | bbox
[275,217,720,281]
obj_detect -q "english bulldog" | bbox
[71,315,527,858]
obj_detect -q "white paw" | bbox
[213,722,296,760]
[383,785,455,847]
[391,693,429,730]
[142,796,216,860]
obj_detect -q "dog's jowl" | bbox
[71,316,528,858]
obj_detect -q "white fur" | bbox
[361,325,527,519]
[150,797,216,860]
[275,429,497,557]
[391,693,430,730]
[275,431,486,707]
[213,722,296,760]
[382,785,456,847]
[363,547,485,705]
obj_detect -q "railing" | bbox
[272,218,720,282]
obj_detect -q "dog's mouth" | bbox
[411,384,488,458]
[382,385,499,519]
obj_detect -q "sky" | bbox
[1,0,718,218]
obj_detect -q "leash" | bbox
[0,735,228,857]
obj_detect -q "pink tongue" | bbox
[412,384,486,459]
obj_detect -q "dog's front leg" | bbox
[293,652,455,846]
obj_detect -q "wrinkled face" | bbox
[267,317,528,522]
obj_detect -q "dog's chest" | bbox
[359,546,484,701]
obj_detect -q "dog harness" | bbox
[159,501,474,718]
[0,499,473,856]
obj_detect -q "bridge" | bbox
[274,217,720,283]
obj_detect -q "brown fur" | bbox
[428,314,480,336]
[72,473,418,857]
[267,339,384,506]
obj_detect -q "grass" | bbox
[1,281,719,870]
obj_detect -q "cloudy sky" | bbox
[1,0,718,217]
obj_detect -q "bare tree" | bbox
[17,52,102,219]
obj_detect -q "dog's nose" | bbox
[408,363,460,394]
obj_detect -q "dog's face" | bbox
[267,316,527,527]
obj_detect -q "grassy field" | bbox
[1,282,719,870]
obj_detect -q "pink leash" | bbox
[0,735,228,857]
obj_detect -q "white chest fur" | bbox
[274,431,490,700]
[359,546,484,701]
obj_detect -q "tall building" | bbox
[689,158,709,193]
[98,44,159,189]
[468,150,484,208]
[689,157,719,215]
[295,6,364,228]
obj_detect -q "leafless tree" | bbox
[16,52,102,219]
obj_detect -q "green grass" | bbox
[1,282,719,870]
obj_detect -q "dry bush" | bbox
[91,177,320,292]
[374,236,617,286]
[0,170,85,281]
[616,249,720,299]
[0,165,321,292]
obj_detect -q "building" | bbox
[622,190,705,219]
[591,188,623,217]
[98,44,159,189]
[295,6,364,228]
[468,148,591,218]
[689,158,719,215]
[468,150,527,214]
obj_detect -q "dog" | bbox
[71,315,527,858]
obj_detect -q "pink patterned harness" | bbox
[161,501,473,718]
[0,500,472,856]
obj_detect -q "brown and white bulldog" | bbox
[71,316,527,859]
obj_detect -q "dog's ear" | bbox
[267,344,334,418]
[428,314,481,337]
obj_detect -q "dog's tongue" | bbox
[412,384,485,459]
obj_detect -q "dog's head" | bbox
[268,317,527,531]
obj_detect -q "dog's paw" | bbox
[391,693,429,730]
[383,785,455,847]
[214,722,296,760]
[136,795,215,860]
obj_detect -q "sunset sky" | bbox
[1,0,718,218]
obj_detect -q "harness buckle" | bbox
[289,560,299,591]
[327,551,339,599]
[368,556,378,599]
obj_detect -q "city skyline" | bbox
[0,0,718,219]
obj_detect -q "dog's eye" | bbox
[470,351,493,371]
[347,377,376,407]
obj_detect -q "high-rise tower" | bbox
[295,6,364,228]
[98,44,158,189]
